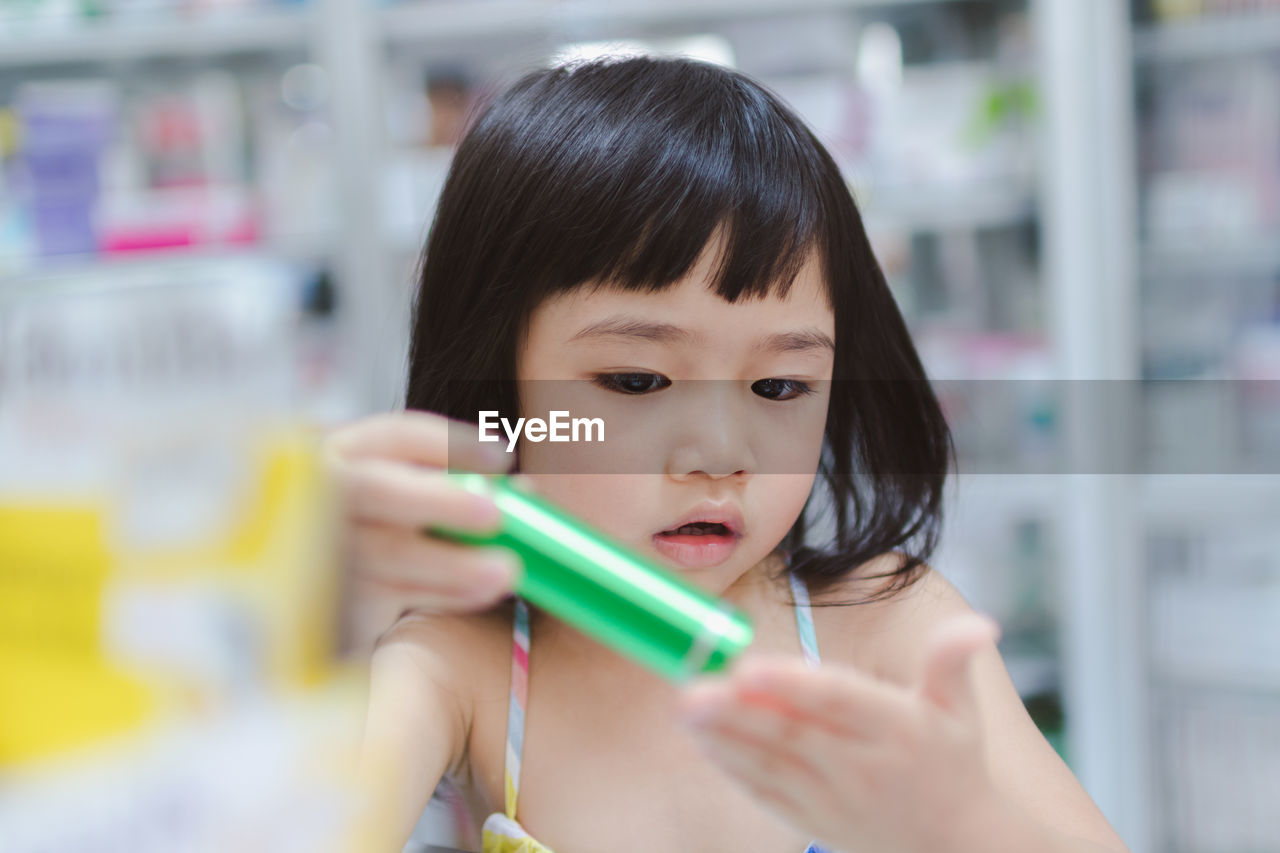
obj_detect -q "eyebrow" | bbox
[567,317,695,345]
[567,316,834,355]
[754,329,836,355]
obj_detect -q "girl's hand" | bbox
[323,411,520,650]
[679,614,1002,853]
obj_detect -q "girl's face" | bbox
[515,241,834,597]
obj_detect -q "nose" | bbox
[664,382,756,480]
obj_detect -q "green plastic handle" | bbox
[429,473,753,681]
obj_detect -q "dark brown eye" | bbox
[752,378,813,401]
[592,373,672,395]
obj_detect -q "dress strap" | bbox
[787,563,822,668]
[787,559,831,853]
[503,597,531,820]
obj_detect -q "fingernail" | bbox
[681,702,717,727]
[737,661,774,691]
[680,684,727,726]
[483,552,520,587]
[482,445,514,469]
[470,495,502,527]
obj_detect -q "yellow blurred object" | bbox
[0,107,17,157]
[0,257,366,851]
[0,505,155,764]
[1152,0,1203,21]
[0,428,340,769]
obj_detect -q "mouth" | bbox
[651,507,744,569]
[660,521,734,537]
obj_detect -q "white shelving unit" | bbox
[0,10,313,66]
[1031,1,1147,849]
[380,0,949,43]
[1132,8,1280,63]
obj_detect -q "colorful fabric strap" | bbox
[788,567,822,669]
[481,597,548,852]
[505,597,531,820]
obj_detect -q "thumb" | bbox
[919,614,1000,718]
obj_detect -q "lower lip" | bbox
[650,532,741,569]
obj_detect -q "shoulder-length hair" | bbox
[406,56,953,603]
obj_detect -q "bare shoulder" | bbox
[813,555,1129,850]
[375,603,514,667]
[807,553,975,684]
[368,604,514,777]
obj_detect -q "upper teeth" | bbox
[675,524,719,535]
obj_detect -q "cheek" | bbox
[520,473,651,544]
[750,388,829,477]
[751,473,817,543]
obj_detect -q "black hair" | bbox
[406,56,953,603]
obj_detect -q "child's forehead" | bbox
[533,273,831,344]
[540,258,832,327]
[547,252,829,318]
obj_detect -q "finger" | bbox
[685,682,856,761]
[918,614,1000,718]
[337,461,503,532]
[349,524,520,606]
[327,411,514,473]
[717,656,913,739]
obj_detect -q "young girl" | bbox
[329,57,1129,853]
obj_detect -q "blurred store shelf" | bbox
[1139,475,1280,523]
[1146,685,1280,852]
[381,0,949,44]
[1133,10,1280,63]
[1004,652,1060,698]
[0,243,333,288]
[18,3,1280,849]
[1152,675,1280,700]
[0,10,313,67]
[950,474,1060,519]
[1141,239,1280,278]
[859,179,1037,232]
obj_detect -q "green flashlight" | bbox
[429,472,753,681]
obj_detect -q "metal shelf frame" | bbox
[0,9,313,67]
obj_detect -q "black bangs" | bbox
[438,57,826,308]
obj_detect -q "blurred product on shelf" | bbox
[1152,689,1280,851]
[841,57,1037,204]
[380,65,475,248]
[1136,12,1280,383]
[424,66,472,147]
[1145,524,1280,851]
[0,258,373,853]
[1147,527,1280,691]
[1141,0,1280,21]
[920,332,1058,473]
[16,82,115,257]
[1140,56,1280,247]
[1141,270,1280,378]
[0,0,306,30]
[0,63,336,270]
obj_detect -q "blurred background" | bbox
[1,1,1278,852]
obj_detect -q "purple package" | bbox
[17,83,116,257]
